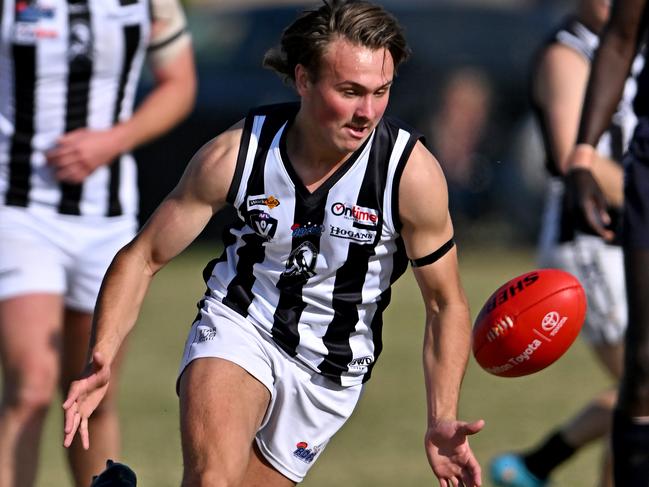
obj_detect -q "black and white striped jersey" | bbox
[533,16,643,176]
[0,0,188,217]
[533,17,644,244]
[203,103,423,386]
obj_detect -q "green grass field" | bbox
[36,244,612,486]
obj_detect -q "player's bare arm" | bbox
[63,122,242,449]
[566,0,646,240]
[535,43,623,206]
[399,141,484,486]
[46,2,196,183]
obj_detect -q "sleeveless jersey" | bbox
[0,0,187,217]
[532,17,643,243]
[202,103,423,387]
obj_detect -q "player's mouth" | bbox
[345,124,369,139]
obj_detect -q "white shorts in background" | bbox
[0,205,137,312]
[538,234,627,345]
[177,299,365,483]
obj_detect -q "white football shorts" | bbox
[538,233,627,345]
[177,298,365,483]
[0,205,136,312]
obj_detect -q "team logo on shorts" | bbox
[282,242,317,279]
[293,441,323,464]
[249,211,278,241]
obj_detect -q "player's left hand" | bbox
[62,351,112,450]
[565,167,615,241]
[46,128,125,183]
[425,418,485,487]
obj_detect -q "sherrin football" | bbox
[472,269,586,377]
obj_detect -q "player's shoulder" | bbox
[176,120,244,208]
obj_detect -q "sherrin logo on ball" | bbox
[472,269,586,377]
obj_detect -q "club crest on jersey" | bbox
[249,211,278,241]
[293,441,323,464]
[330,202,379,227]
[282,242,317,279]
[247,194,280,210]
[68,19,93,63]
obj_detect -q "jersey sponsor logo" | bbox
[329,225,375,244]
[249,211,278,241]
[293,441,323,464]
[282,241,317,279]
[247,194,280,210]
[291,223,324,238]
[15,2,55,23]
[347,355,374,372]
[330,202,379,227]
[13,2,59,43]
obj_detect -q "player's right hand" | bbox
[565,167,615,242]
[62,351,111,450]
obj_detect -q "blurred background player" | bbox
[425,66,495,229]
[62,1,484,485]
[490,0,643,485]
[565,0,649,483]
[0,1,195,486]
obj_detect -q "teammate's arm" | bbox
[565,0,647,238]
[534,43,623,206]
[399,142,484,486]
[62,122,242,450]
[46,0,196,183]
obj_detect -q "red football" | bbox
[472,269,586,377]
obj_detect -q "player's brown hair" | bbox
[263,0,410,85]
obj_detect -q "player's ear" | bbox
[295,64,311,96]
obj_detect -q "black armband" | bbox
[410,237,455,268]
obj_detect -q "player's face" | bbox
[296,38,394,155]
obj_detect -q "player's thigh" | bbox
[179,357,271,477]
[0,294,63,402]
[242,443,296,487]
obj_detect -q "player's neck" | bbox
[286,115,352,192]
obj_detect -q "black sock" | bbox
[612,410,649,486]
[522,431,577,480]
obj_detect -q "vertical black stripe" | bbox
[317,123,393,381]
[272,191,328,357]
[364,236,409,383]
[6,44,36,207]
[59,0,92,215]
[106,24,141,216]
[226,113,255,205]
[222,113,288,316]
